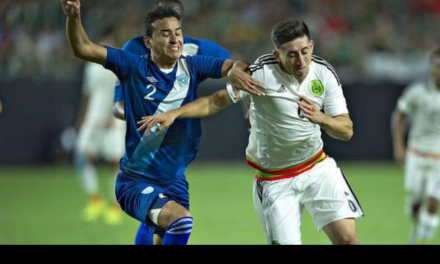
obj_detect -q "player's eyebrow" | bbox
[160,27,182,33]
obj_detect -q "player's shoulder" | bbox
[404,81,428,95]
[311,55,341,85]
[183,36,200,45]
[249,54,279,74]
[122,36,148,55]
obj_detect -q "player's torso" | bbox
[84,64,118,126]
[248,61,328,169]
[122,57,201,184]
[409,83,440,153]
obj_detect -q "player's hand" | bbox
[137,112,178,135]
[228,67,265,97]
[60,0,81,18]
[298,95,325,124]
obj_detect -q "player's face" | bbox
[147,17,184,64]
[431,56,440,87]
[274,36,314,82]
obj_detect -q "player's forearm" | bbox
[175,90,233,119]
[391,109,407,151]
[113,102,125,121]
[66,17,106,64]
[320,114,354,142]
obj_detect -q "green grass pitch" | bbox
[0,163,439,245]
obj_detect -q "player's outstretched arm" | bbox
[137,89,233,135]
[61,0,107,65]
[391,108,407,165]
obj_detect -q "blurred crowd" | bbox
[1,0,439,83]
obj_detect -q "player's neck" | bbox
[151,55,177,70]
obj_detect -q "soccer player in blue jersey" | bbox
[61,0,263,245]
[111,0,233,245]
[113,0,232,121]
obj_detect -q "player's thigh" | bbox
[425,159,440,201]
[76,126,101,157]
[115,172,167,224]
[405,153,426,202]
[256,179,303,245]
[102,126,126,163]
[303,158,363,231]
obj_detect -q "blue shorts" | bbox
[115,171,190,235]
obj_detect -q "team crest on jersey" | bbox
[177,74,189,86]
[310,80,324,97]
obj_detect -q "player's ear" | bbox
[144,36,153,50]
[272,50,281,61]
[309,40,315,53]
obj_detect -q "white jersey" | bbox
[229,55,348,170]
[82,62,119,127]
[398,80,440,155]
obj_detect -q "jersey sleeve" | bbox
[198,39,232,59]
[323,69,349,117]
[187,55,227,83]
[397,84,418,115]
[105,47,137,81]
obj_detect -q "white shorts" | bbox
[405,151,440,206]
[253,158,363,245]
[76,120,126,161]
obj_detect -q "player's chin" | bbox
[167,52,182,60]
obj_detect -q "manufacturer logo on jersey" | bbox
[277,85,287,93]
[310,80,324,97]
[147,77,158,83]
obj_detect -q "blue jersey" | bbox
[114,36,231,102]
[106,47,226,184]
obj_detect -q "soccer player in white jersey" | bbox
[139,18,364,245]
[392,48,440,245]
[75,52,126,225]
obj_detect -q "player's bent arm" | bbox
[0,97,3,115]
[138,89,234,135]
[113,101,125,121]
[62,0,107,65]
[391,108,408,163]
[320,114,354,142]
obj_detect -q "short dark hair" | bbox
[431,47,440,63]
[144,6,182,38]
[156,0,184,16]
[271,19,311,48]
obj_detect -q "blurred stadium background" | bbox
[1,0,440,244]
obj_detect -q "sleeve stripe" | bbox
[249,62,279,74]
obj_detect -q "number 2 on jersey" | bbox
[144,85,157,101]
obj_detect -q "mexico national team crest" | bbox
[310,80,324,97]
